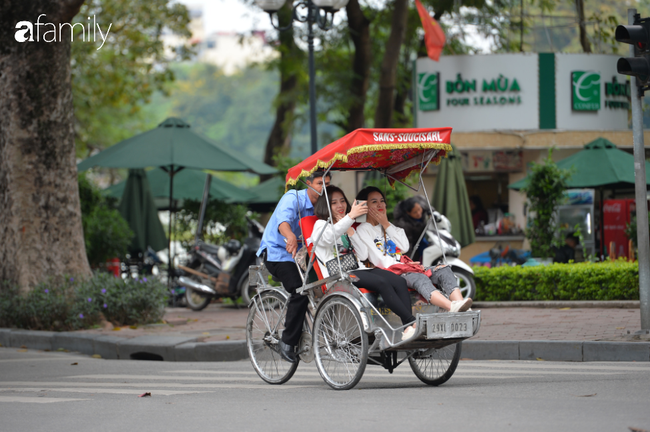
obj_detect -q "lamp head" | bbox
[254,0,287,13]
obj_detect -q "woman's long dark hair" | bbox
[314,186,351,220]
[356,186,384,202]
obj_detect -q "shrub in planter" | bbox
[520,149,572,258]
[473,260,639,301]
[0,273,168,331]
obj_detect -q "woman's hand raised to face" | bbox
[348,200,369,220]
[368,206,390,229]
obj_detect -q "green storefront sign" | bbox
[418,72,440,111]
[572,71,601,111]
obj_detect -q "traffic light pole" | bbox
[629,8,650,330]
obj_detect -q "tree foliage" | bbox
[71,0,194,156]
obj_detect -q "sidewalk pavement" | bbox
[1,301,649,363]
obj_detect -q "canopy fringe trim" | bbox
[285,142,452,191]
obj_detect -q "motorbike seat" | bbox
[197,241,221,255]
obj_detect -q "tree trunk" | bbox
[575,0,591,53]
[0,0,91,291]
[261,3,303,181]
[374,0,409,128]
[345,0,372,132]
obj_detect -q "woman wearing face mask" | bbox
[310,186,417,341]
[354,187,472,313]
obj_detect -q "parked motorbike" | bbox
[419,211,476,299]
[177,217,264,311]
[399,196,476,299]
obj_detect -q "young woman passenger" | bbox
[311,186,417,340]
[354,186,472,313]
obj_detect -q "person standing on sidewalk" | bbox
[256,171,331,363]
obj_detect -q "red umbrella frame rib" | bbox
[286,127,453,190]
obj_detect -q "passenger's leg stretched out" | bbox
[401,265,472,312]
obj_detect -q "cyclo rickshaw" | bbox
[246,127,481,390]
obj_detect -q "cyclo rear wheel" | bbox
[408,342,461,386]
[246,290,298,385]
[313,296,368,390]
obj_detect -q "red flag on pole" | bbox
[415,0,445,61]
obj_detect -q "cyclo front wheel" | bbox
[408,342,461,386]
[246,290,298,385]
[313,296,368,390]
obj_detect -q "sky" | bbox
[177,0,493,52]
[178,0,274,34]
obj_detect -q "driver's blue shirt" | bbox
[257,189,313,262]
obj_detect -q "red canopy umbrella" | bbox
[286,127,452,190]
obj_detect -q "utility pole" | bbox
[615,9,650,330]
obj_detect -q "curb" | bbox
[462,340,650,362]
[0,328,247,362]
[1,328,648,362]
[472,301,640,309]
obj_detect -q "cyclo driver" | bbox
[256,171,331,363]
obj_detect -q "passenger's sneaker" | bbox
[402,325,416,341]
[449,298,473,313]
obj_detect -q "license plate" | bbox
[426,315,473,339]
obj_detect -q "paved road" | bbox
[1,348,649,432]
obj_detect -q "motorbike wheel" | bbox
[185,277,212,311]
[240,275,256,306]
[453,268,476,299]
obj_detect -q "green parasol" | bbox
[245,177,284,213]
[77,117,277,274]
[105,168,258,207]
[508,138,650,190]
[118,169,168,253]
[508,138,650,255]
[432,143,475,247]
[77,117,277,174]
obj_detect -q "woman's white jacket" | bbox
[309,216,370,278]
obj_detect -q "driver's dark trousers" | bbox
[264,259,309,347]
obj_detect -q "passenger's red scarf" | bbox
[386,255,432,277]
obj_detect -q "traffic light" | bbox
[616,14,650,89]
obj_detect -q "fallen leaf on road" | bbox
[139,392,151,398]
[536,358,544,361]
[202,332,210,336]
[112,327,121,331]
[616,327,625,330]
[558,307,571,310]
[20,345,27,348]
[576,393,597,397]
[129,325,138,329]
[92,354,101,359]
[226,336,230,340]
[70,362,78,366]
[17,349,27,353]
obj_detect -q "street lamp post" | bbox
[254,0,349,155]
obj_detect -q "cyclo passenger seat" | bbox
[300,216,426,309]
[299,216,372,298]
[299,216,329,294]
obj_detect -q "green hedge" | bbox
[0,273,168,331]
[473,260,639,301]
